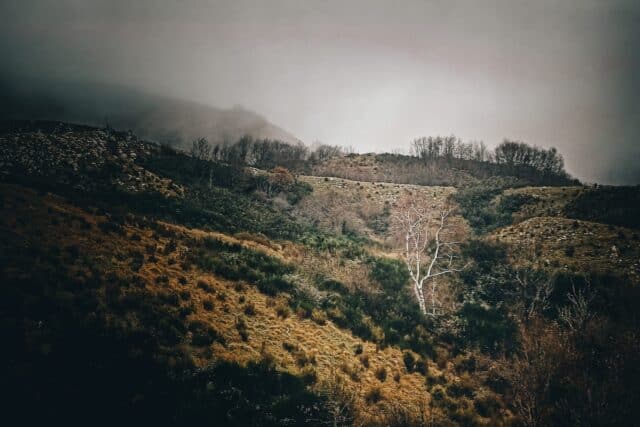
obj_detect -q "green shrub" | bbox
[565,186,640,229]
[286,181,313,205]
[319,279,348,293]
[189,243,295,296]
[453,179,533,234]
[368,257,409,291]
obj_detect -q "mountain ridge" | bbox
[0,78,302,149]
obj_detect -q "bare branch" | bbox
[393,199,466,315]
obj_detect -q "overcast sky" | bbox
[1,0,639,184]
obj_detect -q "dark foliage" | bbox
[565,186,640,229]
[0,227,329,427]
[188,237,295,296]
[319,257,434,357]
[453,179,536,234]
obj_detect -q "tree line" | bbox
[412,136,565,174]
[191,135,311,170]
[188,133,573,186]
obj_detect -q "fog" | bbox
[1,0,638,184]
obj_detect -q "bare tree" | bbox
[395,201,466,315]
[558,282,595,333]
[514,269,554,321]
[495,319,563,427]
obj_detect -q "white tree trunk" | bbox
[413,280,426,314]
[398,203,466,317]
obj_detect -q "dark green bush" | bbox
[565,186,640,229]
[403,351,416,372]
[368,257,409,291]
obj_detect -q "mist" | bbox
[1,0,638,184]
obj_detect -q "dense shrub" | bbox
[317,256,433,358]
[189,320,225,347]
[286,181,313,205]
[454,179,535,234]
[368,257,409,292]
[565,186,640,229]
[189,240,295,296]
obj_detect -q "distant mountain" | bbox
[0,79,302,150]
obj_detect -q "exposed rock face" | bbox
[0,123,183,197]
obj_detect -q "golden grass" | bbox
[0,183,441,425]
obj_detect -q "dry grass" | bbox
[490,216,640,282]
[0,183,439,425]
[501,186,584,224]
[297,174,462,246]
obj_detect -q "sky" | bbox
[1,0,639,184]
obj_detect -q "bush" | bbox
[403,352,416,373]
[202,299,214,311]
[236,317,249,342]
[244,303,256,316]
[368,257,409,291]
[454,179,534,234]
[275,303,290,318]
[190,244,294,296]
[431,385,447,402]
[353,343,363,355]
[155,275,169,285]
[300,367,317,385]
[286,181,313,205]
[319,279,348,293]
[359,354,370,368]
[189,321,225,347]
[282,342,298,353]
[565,186,640,229]
[364,387,383,404]
[311,309,327,325]
[197,280,213,292]
[457,303,517,355]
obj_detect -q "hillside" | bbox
[1,122,639,426]
[0,123,500,425]
[0,80,301,149]
[306,150,577,188]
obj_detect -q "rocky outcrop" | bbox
[0,123,183,197]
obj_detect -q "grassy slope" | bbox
[7,123,636,425]
[0,183,439,424]
[479,186,640,282]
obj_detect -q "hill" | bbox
[1,122,639,426]
[0,122,492,425]
[0,79,301,149]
